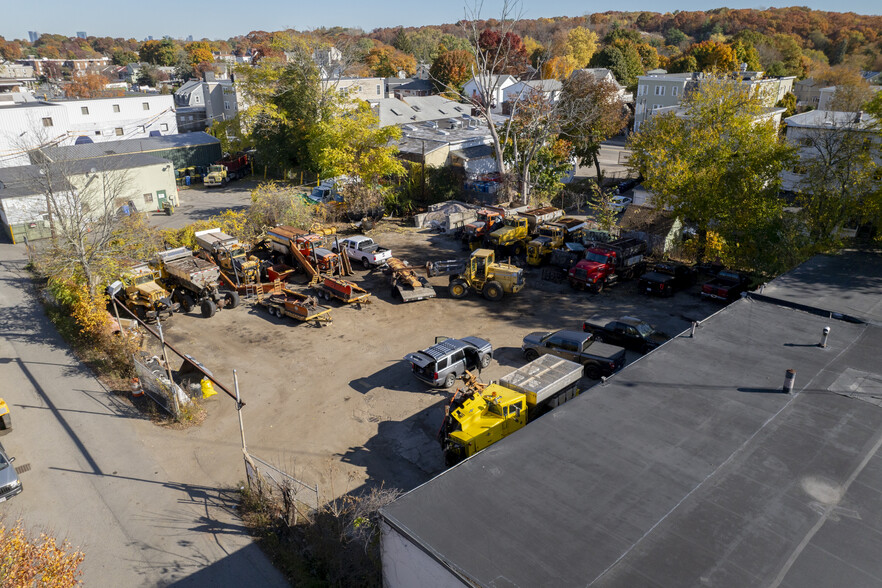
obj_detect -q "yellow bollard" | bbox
[201,378,218,399]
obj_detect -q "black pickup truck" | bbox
[521,329,627,379]
[582,317,671,354]
[638,262,697,297]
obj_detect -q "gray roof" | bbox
[39,132,220,162]
[381,250,882,587]
[784,110,877,130]
[374,96,471,128]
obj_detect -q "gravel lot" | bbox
[148,222,719,500]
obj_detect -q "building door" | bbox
[156,190,167,211]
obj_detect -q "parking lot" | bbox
[152,222,720,499]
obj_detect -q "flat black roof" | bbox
[381,251,882,587]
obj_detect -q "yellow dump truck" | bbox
[438,355,583,466]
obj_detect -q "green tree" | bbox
[665,28,689,47]
[139,39,179,66]
[392,28,413,55]
[628,75,797,272]
[560,72,629,182]
[111,49,138,65]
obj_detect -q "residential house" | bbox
[781,110,879,192]
[571,68,633,103]
[16,56,111,79]
[380,249,882,588]
[415,63,431,80]
[0,93,177,167]
[0,153,179,242]
[793,78,823,108]
[462,75,518,114]
[817,85,882,111]
[0,63,37,93]
[174,72,239,133]
[634,70,794,132]
[501,79,562,113]
[321,77,385,102]
[385,78,434,99]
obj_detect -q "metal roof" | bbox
[381,250,882,587]
[40,131,220,162]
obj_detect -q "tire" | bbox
[512,243,523,256]
[594,281,604,294]
[201,299,217,318]
[362,258,372,270]
[449,279,468,299]
[483,280,504,301]
[584,365,601,379]
[523,348,539,361]
[225,291,240,309]
[443,372,457,388]
[480,354,492,369]
[594,334,605,343]
[181,293,195,313]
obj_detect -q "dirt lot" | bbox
[154,221,718,500]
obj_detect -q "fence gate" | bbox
[244,450,319,519]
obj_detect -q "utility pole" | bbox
[156,320,180,415]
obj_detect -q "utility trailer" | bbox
[257,289,332,326]
[386,257,436,302]
[311,276,371,305]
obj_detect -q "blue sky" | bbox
[4,1,881,41]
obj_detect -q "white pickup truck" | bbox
[333,235,392,269]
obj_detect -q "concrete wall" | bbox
[380,522,465,588]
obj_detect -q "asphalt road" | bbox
[149,180,260,230]
[0,244,288,587]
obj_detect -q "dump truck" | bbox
[386,257,436,302]
[194,228,260,284]
[438,355,583,466]
[118,263,179,321]
[153,247,239,318]
[526,217,587,266]
[486,207,563,255]
[461,208,505,251]
[203,153,249,187]
[266,226,341,274]
[567,237,647,293]
[427,248,525,301]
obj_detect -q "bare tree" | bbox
[16,138,135,295]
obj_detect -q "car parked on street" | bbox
[0,442,22,503]
[404,336,493,388]
[521,329,626,379]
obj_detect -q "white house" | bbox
[462,75,518,114]
[321,77,385,102]
[174,73,238,132]
[502,79,563,111]
[0,93,177,167]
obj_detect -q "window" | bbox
[115,127,124,136]
[94,130,101,135]
[42,117,53,127]
[451,350,464,363]
[137,125,145,133]
[113,104,120,112]
[143,193,153,203]
[637,85,646,96]
[376,84,381,94]
[142,102,150,110]
[160,123,168,131]
[81,106,89,115]
[672,86,679,97]
[224,101,230,110]
[195,96,200,103]
[655,86,665,96]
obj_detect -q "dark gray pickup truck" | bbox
[521,329,626,379]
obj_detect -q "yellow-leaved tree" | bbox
[0,519,85,587]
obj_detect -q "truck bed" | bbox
[499,355,583,406]
[393,276,436,302]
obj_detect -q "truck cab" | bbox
[568,238,646,293]
[441,384,527,466]
[527,224,565,266]
[488,217,529,254]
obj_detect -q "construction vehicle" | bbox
[486,207,563,255]
[427,248,525,301]
[386,257,436,302]
[0,399,11,433]
[438,355,583,466]
[461,208,505,251]
[526,217,587,266]
[266,226,341,275]
[195,228,260,285]
[118,263,179,322]
[153,247,239,318]
[204,153,249,187]
[568,237,647,293]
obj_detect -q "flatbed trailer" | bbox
[386,257,436,302]
[257,289,332,325]
[312,276,371,305]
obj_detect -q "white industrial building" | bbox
[0,93,177,167]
